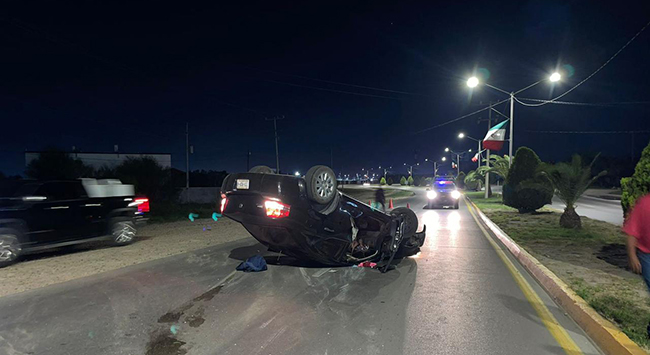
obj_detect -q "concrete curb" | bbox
[467,198,648,355]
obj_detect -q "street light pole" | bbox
[485,103,492,198]
[509,92,514,167]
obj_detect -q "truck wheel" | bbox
[390,207,418,238]
[111,220,136,245]
[249,165,274,174]
[0,229,22,268]
[305,165,337,205]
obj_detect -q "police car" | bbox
[426,179,461,209]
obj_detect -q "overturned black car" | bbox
[221,165,426,272]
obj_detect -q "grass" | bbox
[570,277,650,347]
[149,201,216,223]
[468,191,650,350]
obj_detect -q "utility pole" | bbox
[509,93,514,167]
[485,103,492,198]
[266,116,284,173]
[185,122,189,188]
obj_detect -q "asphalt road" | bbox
[0,187,603,355]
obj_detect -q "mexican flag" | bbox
[483,120,508,151]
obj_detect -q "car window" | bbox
[38,182,85,201]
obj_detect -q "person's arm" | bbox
[627,234,642,274]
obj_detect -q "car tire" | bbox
[314,191,341,215]
[454,202,459,209]
[0,229,22,268]
[110,220,137,246]
[249,165,274,174]
[305,165,337,205]
[390,207,418,238]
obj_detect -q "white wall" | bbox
[25,152,172,169]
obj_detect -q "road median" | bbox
[466,195,648,355]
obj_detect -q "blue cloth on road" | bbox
[236,255,268,272]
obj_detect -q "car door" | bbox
[37,182,88,242]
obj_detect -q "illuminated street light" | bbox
[465,71,562,167]
[294,171,300,176]
[458,132,465,139]
[442,157,447,161]
[467,76,479,88]
[445,147,450,152]
[550,72,561,82]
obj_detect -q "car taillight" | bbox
[220,194,228,214]
[264,200,290,218]
[135,198,150,213]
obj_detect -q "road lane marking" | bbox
[466,202,584,355]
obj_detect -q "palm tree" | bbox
[541,154,606,229]
[477,155,511,181]
[464,170,483,191]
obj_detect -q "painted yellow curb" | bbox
[467,198,648,355]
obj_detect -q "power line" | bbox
[412,97,510,134]
[516,18,650,108]
[517,97,650,107]
[525,130,650,134]
[247,66,430,97]
[263,79,404,100]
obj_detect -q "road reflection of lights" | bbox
[421,210,440,250]
[448,211,461,246]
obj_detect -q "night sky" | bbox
[2,1,650,177]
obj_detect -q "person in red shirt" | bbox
[624,194,650,287]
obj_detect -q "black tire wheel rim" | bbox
[113,222,136,244]
[0,235,21,263]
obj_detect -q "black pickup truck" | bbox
[0,179,149,267]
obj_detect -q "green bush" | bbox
[424,177,433,186]
[380,177,387,185]
[387,177,394,185]
[407,175,414,186]
[622,140,650,216]
[400,176,407,185]
[455,171,466,189]
[503,147,553,213]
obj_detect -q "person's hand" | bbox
[630,255,642,274]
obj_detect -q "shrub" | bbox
[407,175,414,186]
[622,140,650,216]
[387,177,394,185]
[503,147,553,213]
[455,171,466,189]
[424,177,433,186]
[380,177,387,185]
[400,176,407,185]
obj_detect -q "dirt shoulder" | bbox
[0,218,250,298]
[467,192,650,351]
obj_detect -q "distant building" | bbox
[25,151,172,169]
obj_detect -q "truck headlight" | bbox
[451,190,461,199]
[427,191,437,199]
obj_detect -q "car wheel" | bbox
[249,165,274,174]
[454,202,459,209]
[390,207,418,238]
[111,220,136,245]
[305,165,337,205]
[0,230,22,268]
